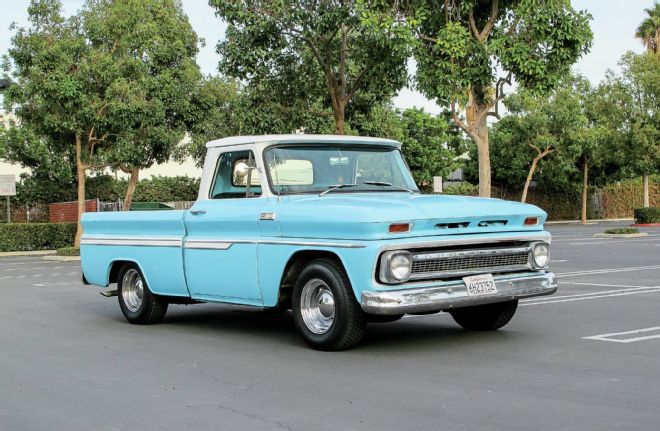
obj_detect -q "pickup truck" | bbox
[81,134,557,350]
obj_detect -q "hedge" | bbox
[0,223,77,252]
[634,207,660,224]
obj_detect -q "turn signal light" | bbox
[524,217,539,226]
[389,223,412,233]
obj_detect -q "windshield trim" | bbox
[262,143,419,196]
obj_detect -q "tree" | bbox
[402,0,592,197]
[635,1,660,54]
[492,75,589,202]
[210,1,409,135]
[595,53,660,208]
[80,0,202,211]
[3,0,202,245]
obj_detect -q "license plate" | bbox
[463,273,497,296]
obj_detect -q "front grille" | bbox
[409,246,532,280]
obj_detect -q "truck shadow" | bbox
[154,304,518,352]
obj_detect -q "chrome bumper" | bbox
[361,272,557,315]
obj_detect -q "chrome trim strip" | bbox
[80,236,183,247]
[83,235,366,249]
[409,264,533,280]
[259,240,366,248]
[361,272,557,315]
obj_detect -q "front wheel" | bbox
[292,258,367,351]
[117,263,168,324]
[449,300,518,331]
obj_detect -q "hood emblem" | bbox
[260,212,277,221]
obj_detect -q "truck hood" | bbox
[275,193,547,240]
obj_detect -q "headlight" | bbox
[380,251,412,283]
[532,242,550,269]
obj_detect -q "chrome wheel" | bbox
[300,278,335,334]
[121,268,144,313]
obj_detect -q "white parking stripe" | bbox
[556,265,660,278]
[522,286,660,303]
[520,287,660,306]
[584,326,660,343]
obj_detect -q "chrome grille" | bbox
[410,246,532,280]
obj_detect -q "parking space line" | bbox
[561,281,657,288]
[520,286,660,306]
[583,326,660,343]
[556,265,660,278]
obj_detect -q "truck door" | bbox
[183,149,263,304]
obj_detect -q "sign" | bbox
[433,176,443,193]
[0,175,16,196]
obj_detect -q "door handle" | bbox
[190,209,206,215]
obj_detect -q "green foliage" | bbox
[399,108,466,187]
[407,0,593,106]
[441,182,478,196]
[210,1,410,133]
[634,207,660,223]
[86,175,199,202]
[56,246,80,256]
[604,227,640,235]
[0,223,76,252]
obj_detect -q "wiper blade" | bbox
[319,183,358,196]
[363,181,416,194]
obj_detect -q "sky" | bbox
[0,0,653,177]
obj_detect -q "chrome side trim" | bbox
[259,240,365,248]
[80,236,182,247]
[361,272,557,315]
[83,235,366,249]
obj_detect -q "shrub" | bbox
[56,246,80,256]
[634,207,660,224]
[604,227,639,235]
[0,223,77,252]
[441,182,479,196]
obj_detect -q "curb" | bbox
[43,255,80,261]
[631,223,660,227]
[593,233,649,239]
[546,218,634,225]
[0,250,57,257]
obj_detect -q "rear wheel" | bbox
[449,300,518,331]
[117,263,168,324]
[292,258,366,351]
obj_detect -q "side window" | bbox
[210,151,262,199]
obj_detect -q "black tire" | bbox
[366,313,404,323]
[449,300,518,331]
[117,263,168,324]
[292,258,367,351]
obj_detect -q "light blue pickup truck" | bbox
[81,134,557,350]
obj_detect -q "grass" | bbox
[56,246,80,256]
[603,227,640,235]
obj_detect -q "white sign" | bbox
[433,176,443,193]
[0,175,16,196]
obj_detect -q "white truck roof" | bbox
[205,134,402,149]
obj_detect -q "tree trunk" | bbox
[333,103,345,135]
[643,174,649,208]
[581,156,589,224]
[74,135,86,248]
[521,156,541,203]
[472,104,491,198]
[123,167,140,211]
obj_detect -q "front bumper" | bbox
[361,272,557,315]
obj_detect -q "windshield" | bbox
[264,145,418,195]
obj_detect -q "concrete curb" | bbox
[546,218,634,225]
[593,233,649,239]
[43,255,80,261]
[0,250,56,257]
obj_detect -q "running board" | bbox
[100,289,119,298]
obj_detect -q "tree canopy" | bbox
[210,0,410,135]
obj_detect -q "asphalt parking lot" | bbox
[1,221,659,431]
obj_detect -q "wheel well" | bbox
[108,260,135,285]
[277,250,344,309]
